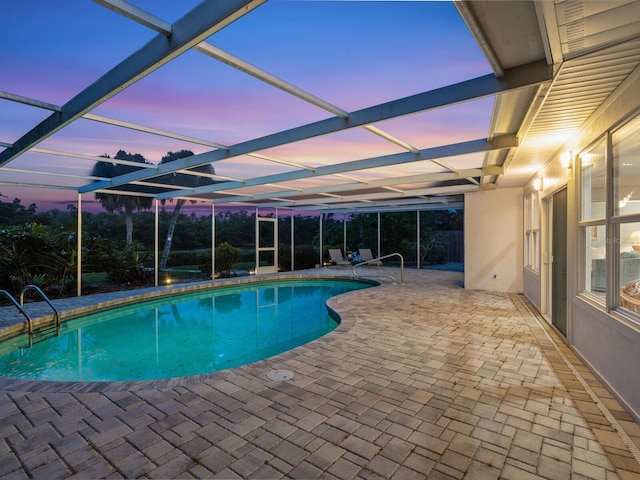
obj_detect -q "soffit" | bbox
[500,36,640,189]
[469,0,640,189]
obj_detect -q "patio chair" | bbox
[359,248,383,268]
[328,249,351,269]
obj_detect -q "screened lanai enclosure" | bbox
[68,205,463,291]
[2,0,638,297]
[152,206,463,276]
[1,0,510,295]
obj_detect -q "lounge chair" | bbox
[328,249,351,269]
[359,248,383,268]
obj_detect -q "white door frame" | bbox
[256,216,278,274]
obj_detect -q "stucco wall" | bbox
[523,268,541,311]
[572,299,640,421]
[464,188,523,293]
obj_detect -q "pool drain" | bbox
[267,369,295,381]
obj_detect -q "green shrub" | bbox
[215,242,242,277]
[198,249,213,276]
[0,223,76,296]
[83,238,152,285]
[199,242,242,278]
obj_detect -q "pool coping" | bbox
[0,273,380,392]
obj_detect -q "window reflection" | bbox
[613,116,640,315]
[613,116,640,217]
[619,226,640,315]
[586,225,606,297]
[580,140,606,221]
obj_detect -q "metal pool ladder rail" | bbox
[352,253,405,285]
[20,285,61,338]
[0,289,32,327]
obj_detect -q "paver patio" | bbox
[0,268,639,479]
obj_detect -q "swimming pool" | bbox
[0,278,372,382]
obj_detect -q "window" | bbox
[613,116,640,315]
[525,192,540,271]
[581,139,606,222]
[584,224,606,297]
[580,139,607,299]
[580,112,640,317]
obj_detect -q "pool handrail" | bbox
[20,285,60,336]
[0,290,32,331]
[352,253,404,285]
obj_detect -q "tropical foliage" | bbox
[82,238,153,285]
[0,223,76,295]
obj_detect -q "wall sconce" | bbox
[533,177,542,191]
[560,151,572,169]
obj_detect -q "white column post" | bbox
[319,214,323,267]
[211,204,215,279]
[343,215,347,256]
[417,210,421,270]
[154,199,159,286]
[76,193,82,297]
[291,210,295,271]
[377,212,381,257]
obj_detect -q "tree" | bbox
[0,194,37,225]
[155,150,218,269]
[215,209,255,246]
[91,150,153,244]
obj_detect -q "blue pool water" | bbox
[0,279,370,382]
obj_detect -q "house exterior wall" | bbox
[522,69,640,422]
[572,299,640,421]
[523,268,541,310]
[464,188,523,293]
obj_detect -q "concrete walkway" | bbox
[1,268,639,479]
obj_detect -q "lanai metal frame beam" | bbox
[152,135,516,200]
[97,0,433,161]
[80,60,548,196]
[0,0,265,167]
[202,167,502,205]
[256,185,478,209]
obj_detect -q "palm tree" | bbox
[156,150,219,269]
[91,150,153,244]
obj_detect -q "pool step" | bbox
[29,323,60,346]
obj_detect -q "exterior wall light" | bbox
[561,151,572,169]
[533,177,542,191]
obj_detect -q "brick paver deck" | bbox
[1,268,639,479]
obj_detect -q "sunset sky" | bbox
[0,0,493,214]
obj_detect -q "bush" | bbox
[198,249,213,276]
[83,239,152,285]
[199,242,242,278]
[107,243,153,285]
[0,223,76,296]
